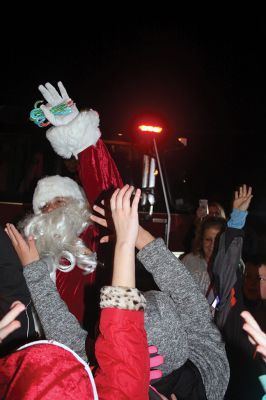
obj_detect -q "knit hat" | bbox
[33,175,86,215]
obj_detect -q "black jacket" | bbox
[212,227,265,400]
[0,225,36,356]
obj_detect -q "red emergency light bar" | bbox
[138,125,163,133]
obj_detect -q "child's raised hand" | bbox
[233,184,253,212]
[241,310,266,361]
[5,223,40,267]
[90,202,114,244]
[110,184,141,248]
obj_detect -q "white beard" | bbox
[18,198,97,276]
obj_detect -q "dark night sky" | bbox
[1,19,266,135]
[1,18,266,214]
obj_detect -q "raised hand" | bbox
[38,81,79,126]
[0,301,26,343]
[233,184,253,212]
[90,202,113,244]
[241,310,266,361]
[111,184,141,247]
[5,223,40,267]
[110,185,141,288]
[90,194,155,250]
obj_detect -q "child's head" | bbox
[193,216,226,262]
[243,256,266,301]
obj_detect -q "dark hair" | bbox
[193,216,226,257]
[245,253,266,266]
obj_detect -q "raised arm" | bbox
[90,193,230,399]
[212,184,253,329]
[227,184,253,230]
[94,185,149,400]
[5,223,88,361]
[35,81,123,206]
[91,202,211,322]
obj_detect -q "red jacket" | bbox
[0,308,149,399]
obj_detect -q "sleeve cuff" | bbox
[227,208,248,229]
[23,260,48,282]
[100,286,146,311]
[137,237,165,263]
[46,110,101,159]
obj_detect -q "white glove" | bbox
[38,81,79,126]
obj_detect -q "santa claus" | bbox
[20,81,123,327]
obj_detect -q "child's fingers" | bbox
[114,184,129,210]
[256,345,266,360]
[9,224,23,242]
[131,188,141,211]
[241,311,261,331]
[110,188,121,211]
[100,234,115,243]
[247,186,252,197]
[5,224,19,247]
[122,185,135,209]
[90,214,108,228]
[0,302,25,329]
[0,320,21,342]
[100,235,110,243]
[10,301,24,309]
[92,204,106,217]
[247,335,256,346]
[242,323,264,346]
[28,237,39,257]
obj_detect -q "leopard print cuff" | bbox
[100,286,146,311]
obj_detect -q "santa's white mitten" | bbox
[38,81,79,126]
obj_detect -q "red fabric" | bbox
[0,308,149,399]
[0,342,96,399]
[56,266,95,323]
[95,308,150,400]
[55,139,123,324]
[78,139,123,206]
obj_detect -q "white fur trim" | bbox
[33,175,86,215]
[46,110,101,159]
